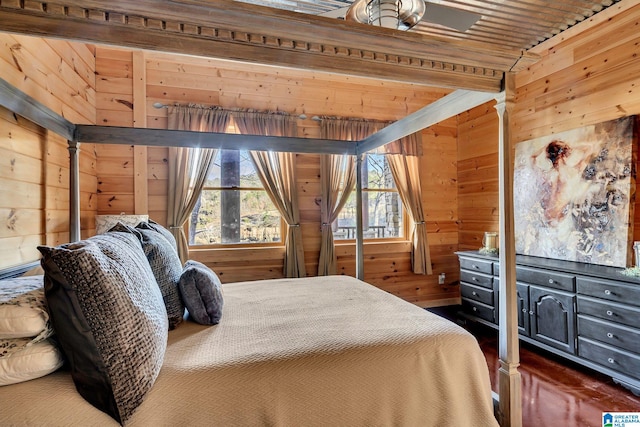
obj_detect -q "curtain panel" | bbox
[232,111,306,278]
[386,132,432,275]
[317,118,383,276]
[166,105,231,263]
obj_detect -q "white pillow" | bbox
[0,338,64,386]
[0,276,53,341]
[95,214,149,235]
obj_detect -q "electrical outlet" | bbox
[438,273,446,285]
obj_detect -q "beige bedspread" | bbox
[0,275,497,426]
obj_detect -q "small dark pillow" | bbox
[178,261,224,325]
[110,223,184,329]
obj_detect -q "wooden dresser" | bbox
[456,250,640,395]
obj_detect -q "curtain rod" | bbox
[151,102,320,121]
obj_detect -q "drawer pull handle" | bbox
[522,308,527,313]
[472,307,478,312]
[472,277,478,281]
[606,310,613,316]
[472,291,478,296]
[608,358,615,364]
[607,332,614,338]
[548,278,554,284]
[529,310,534,315]
[472,264,479,269]
[604,289,611,295]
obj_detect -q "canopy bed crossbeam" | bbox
[0,78,75,141]
[356,89,497,155]
[75,125,356,155]
[0,76,521,426]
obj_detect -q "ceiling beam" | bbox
[0,0,540,92]
[357,89,497,154]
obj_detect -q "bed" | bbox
[0,263,497,426]
[0,74,510,425]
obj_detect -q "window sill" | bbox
[334,239,410,247]
[189,244,285,253]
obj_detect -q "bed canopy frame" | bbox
[0,68,521,427]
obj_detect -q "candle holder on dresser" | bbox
[478,231,499,255]
[621,241,640,277]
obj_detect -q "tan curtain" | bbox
[317,118,381,275]
[232,111,305,278]
[386,132,432,274]
[167,105,231,263]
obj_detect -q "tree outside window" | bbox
[334,153,404,240]
[189,149,282,245]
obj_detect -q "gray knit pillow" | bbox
[111,223,185,329]
[38,232,168,424]
[179,261,224,325]
[140,220,179,254]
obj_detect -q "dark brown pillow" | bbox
[38,232,168,424]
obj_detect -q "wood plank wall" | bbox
[457,2,640,256]
[95,48,460,307]
[0,34,97,270]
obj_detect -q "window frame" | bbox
[333,152,409,243]
[187,148,286,249]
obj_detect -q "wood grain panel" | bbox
[0,34,97,264]
[2,34,95,124]
[0,208,43,239]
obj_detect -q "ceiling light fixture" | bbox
[346,0,425,30]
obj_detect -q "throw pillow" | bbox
[110,223,185,329]
[0,337,64,386]
[0,276,53,342]
[140,220,179,254]
[38,231,168,424]
[179,261,224,325]
[95,214,148,235]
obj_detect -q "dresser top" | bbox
[455,251,640,285]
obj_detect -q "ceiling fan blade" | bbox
[422,3,481,32]
[318,6,349,19]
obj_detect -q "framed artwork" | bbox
[514,116,636,267]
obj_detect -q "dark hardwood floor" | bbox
[426,307,640,426]
[473,325,640,427]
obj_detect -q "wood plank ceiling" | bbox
[244,0,622,50]
[0,0,623,92]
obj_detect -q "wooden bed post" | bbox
[132,50,149,215]
[355,153,365,280]
[68,140,81,242]
[495,73,522,427]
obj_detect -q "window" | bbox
[334,153,404,240]
[189,149,282,246]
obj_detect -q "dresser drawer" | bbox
[460,270,493,289]
[578,337,640,380]
[577,277,640,308]
[516,266,575,291]
[577,296,640,329]
[578,315,640,354]
[459,257,493,275]
[462,298,495,323]
[461,283,494,306]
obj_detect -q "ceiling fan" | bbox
[320,0,481,32]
